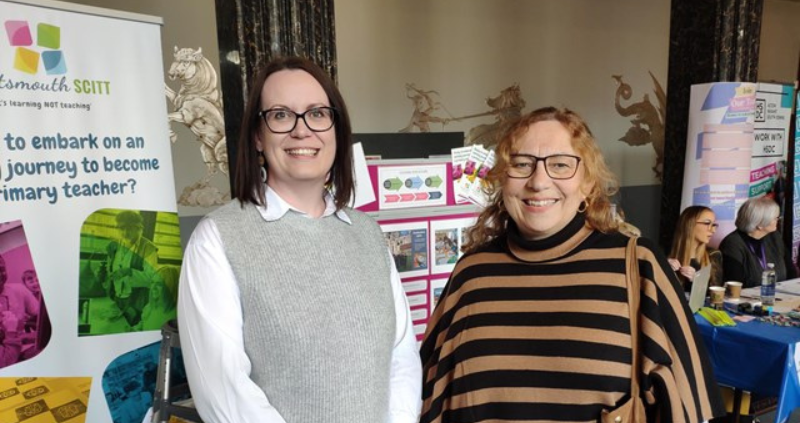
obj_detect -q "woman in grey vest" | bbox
[177,57,422,423]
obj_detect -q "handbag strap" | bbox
[625,236,641,401]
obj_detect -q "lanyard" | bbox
[746,241,767,270]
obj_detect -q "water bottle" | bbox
[761,263,776,306]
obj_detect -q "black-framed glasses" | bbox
[695,220,719,230]
[258,106,336,133]
[507,154,581,179]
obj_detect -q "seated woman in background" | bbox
[668,205,722,289]
[719,196,796,288]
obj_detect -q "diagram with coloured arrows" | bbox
[378,164,448,210]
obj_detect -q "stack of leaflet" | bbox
[451,145,495,207]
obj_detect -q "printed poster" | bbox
[377,164,448,210]
[0,2,178,422]
[751,83,793,215]
[429,216,478,274]
[429,278,448,310]
[380,221,429,279]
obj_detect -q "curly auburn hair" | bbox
[462,107,620,253]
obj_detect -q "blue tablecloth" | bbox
[695,314,800,423]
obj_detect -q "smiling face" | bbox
[257,69,336,196]
[22,271,39,295]
[503,121,588,240]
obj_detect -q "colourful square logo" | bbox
[13,47,39,74]
[37,23,59,49]
[4,20,32,46]
[4,20,67,75]
[42,50,66,75]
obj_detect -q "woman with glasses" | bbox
[420,107,723,423]
[719,195,796,288]
[177,57,421,423]
[668,206,723,289]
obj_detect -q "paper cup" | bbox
[725,281,743,300]
[709,286,725,306]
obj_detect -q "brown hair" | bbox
[670,206,714,267]
[463,107,619,253]
[233,56,354,210]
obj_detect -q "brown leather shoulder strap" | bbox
[625,236,641,396]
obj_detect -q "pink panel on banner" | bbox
[701,150,752,167]
[699,169,751,184]
[750,163,777,183]
[701,131,754,149]
[702,123,754,137]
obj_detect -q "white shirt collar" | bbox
[258,184,351,224]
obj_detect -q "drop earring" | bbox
[258,152,267,183]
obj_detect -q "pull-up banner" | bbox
[680,82,792,248]
[0,1,180,422]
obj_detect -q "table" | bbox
[695,312,800,423]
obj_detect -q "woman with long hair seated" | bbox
[668,205,723,290]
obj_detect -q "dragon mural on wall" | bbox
[399,83,527,149]
[612,72,666,180]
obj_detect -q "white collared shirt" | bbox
[178,186,422,423]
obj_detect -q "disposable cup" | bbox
[709,286,725,306]
[725,281,743,300]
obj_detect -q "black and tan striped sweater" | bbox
[420,214,725,423]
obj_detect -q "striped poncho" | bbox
[420,214,724,423]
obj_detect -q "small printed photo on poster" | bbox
[429,216,478,274]
[78,209,182,336]
[430,278,449,309]
[380,221,429,278]
[433,228,458,265]
[0,220,52,369]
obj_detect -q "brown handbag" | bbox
[600,236,647,423]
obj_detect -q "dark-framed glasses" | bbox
[507,154,581,179]
[258,106,336,134]
[695,220,719,230]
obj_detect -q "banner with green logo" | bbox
[0,1,180,422]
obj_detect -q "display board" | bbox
[375,210,478,345]
[0,1,178,422]
[359,157,481,344]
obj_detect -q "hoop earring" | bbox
[259,152,267,183]
[577,200,588,213]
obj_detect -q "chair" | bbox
[152,319,202,423]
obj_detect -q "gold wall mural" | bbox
[398,83,527,149]
[398,84,450,133]
[165,47,229,207]
[612,72,666,181]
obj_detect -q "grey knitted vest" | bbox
[209,202,395,422]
